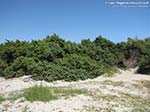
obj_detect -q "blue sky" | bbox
[0,0,150,43]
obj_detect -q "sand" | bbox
[0,68,150,112]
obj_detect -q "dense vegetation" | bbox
[0,34,149,81]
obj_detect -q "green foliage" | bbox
[0,40,30,64]
[0,59,7,76]
[93,36,116,50]
[0,34,150,81]
[44,34,65,47]
[81,37,117,66]
[32,54,104,81]
[138,38,150,74]
[23,86,87,102]
[63,41,80,55]
[29,40,64,62]
[0,96,5,103]
[54,54,104,80]
[3,56,36,78]
[23,86,57,102]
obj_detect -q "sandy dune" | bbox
[0,69,150,112]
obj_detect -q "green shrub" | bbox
[3,56,36,78]
[29,40,64,62]
[0,40,30,64]
[0,59,7,76]
[138,56,150,74]
[32,54,105,81]
[1,34,149,82]
[81,38,117,66]
[137,39,150,74]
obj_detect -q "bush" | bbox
[32,54,105,82]
[3,56,36,78]
[81,38,117,66]
[29,40,64,62]
[0,59,7,76]
[138,56,150,74]
[1,34,149,81]
[0,40,30,64]
[137,38,150,74]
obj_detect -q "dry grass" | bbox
[132,80,150,94]
[88,90,150,112]
[100,80,124,87]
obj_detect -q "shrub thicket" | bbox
[0,34,149,81]
[32,54,104,81]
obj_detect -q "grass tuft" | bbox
[23,86,87,102]
[23,86,57,102]
[0,96,5,103]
